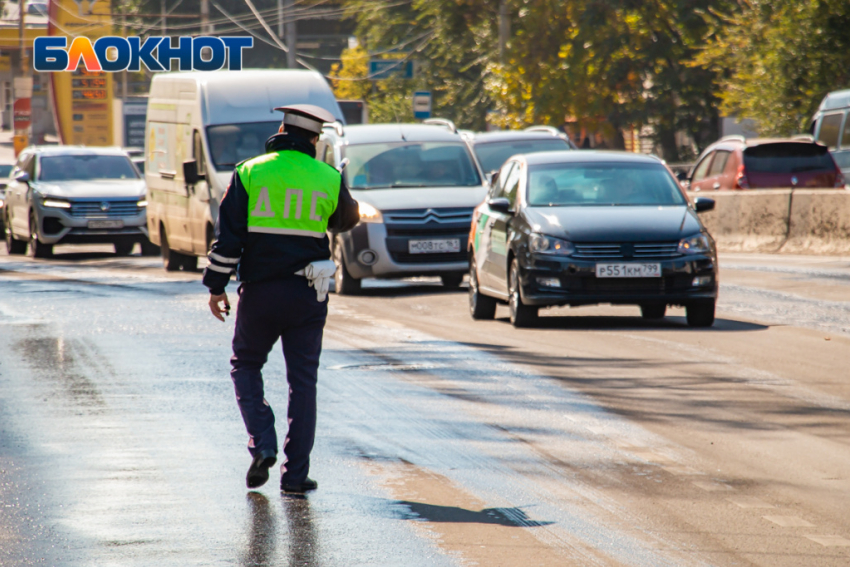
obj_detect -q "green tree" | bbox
[701,0,850,136]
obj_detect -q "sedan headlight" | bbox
[678,233,711,254]
[137,199,148,208]
[42,198,72,209]
[359,202,383,223]
[529,233,575,256]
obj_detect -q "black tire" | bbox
[4,211,26,255]
[28,212,52,259]
[181,255,198,272]
[441,273,464,288]
[640,303,667,320]
[114,242,135,256]
[686,300,716,327]
[333,235,361,295]
[469,260,496,320]
[509,258,538,328]
[140,240,160,256]
[160,225,184,271]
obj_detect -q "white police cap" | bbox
[274,104,337,134]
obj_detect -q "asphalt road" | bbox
[1,246,849,566]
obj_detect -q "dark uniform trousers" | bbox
[230,275,327,484]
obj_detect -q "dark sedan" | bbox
[468,151,718,327]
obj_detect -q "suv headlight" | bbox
[529,233,575,256]
[678,233,711,254]
[42,198,72,209]
[359,202,383,223]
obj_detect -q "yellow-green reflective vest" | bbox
[239,150,341,238]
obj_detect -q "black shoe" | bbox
[246,450,277,489]
[281,477,318,494]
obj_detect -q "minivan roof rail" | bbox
[423,118,457,133]
[719,134,746,143]
[324,121,344,137]
[525,125,561,136]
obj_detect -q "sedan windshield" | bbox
[206,121,279,171]
[474,139,569,172]
[343,142,481,189]
[0,164,12,177]
[527,162,687,207]
[39,155,139,181]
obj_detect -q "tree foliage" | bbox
[700,0,850,136]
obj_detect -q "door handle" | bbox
[159,170,176,180]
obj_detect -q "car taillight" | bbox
[735,164,750,189]
[835,170,846,189]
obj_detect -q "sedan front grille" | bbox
[573,241,680,260]
[384,208,473,224]
[69,200,142,218]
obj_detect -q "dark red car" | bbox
[688,136,845,191]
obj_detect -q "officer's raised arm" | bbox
[203,170,249,321]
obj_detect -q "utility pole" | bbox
[13,0,32,153]
[277,0,283,41]
[284,0,296,69]
[499,0,509,63]
[201,0,210,34]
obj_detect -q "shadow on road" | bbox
[393,501,553,527]
[242,492,276,567]
[493,314,768,333]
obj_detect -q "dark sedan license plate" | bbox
[408,238,461,254]
[87,220,124,229]
[596,263,661,278]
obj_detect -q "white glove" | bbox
[296,259,337,302]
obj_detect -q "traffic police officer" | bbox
[203,104,359,493]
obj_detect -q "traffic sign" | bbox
[413,91,431,120]
[369,59,413,79]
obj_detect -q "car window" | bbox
[206,121,279,171]
[490,161,514,198]
[526,162,688,207]
[39,155,139,181]
[817,113,843,149]
[743,143,836,173]
[501,164,522,207]
[0,164,13,178]
[473,139,569,173]
[841,112,850,148]
[193,130,206,177]
[342,142,481,189]
[708,150,730,176]
[692,154,713,181]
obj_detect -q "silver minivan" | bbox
[318,122,487,294]
[812,89,850,182]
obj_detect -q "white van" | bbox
[144,70,343,270]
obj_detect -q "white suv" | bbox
[318,123,487,294]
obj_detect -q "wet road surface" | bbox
[1,247,849,566]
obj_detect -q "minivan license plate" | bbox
[409,238,461,254]
[88,220,124,229]
[596,263,661,278]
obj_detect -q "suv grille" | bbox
[69,200,142,218]
[573,242,680,260]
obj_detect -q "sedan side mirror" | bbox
[182,160,205,185]
[15,171,29,183]
[488,197,511,214]
[694,197,715,213]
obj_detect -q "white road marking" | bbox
[726,496,774,509]
[805,535,850,547]
[762,516,816,527]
